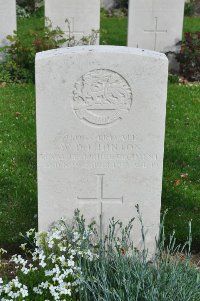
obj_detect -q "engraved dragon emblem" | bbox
[73,69,133,126]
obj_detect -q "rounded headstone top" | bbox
[36,45,168,62]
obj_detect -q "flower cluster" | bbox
[0,215,98,301]
[0,277,28,300]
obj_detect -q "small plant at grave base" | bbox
[168,73,180,84]
[31,18,67,52]
[1,210,200,301]
[79,211,200,301]
[176,32,200,82]
[0,210,99,301]
[60,18,99,47]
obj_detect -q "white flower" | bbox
[20,243,27,250]
[41,281,49,289]
[21,266,30,274]
[48,240,54,248]
[26,228,35,238]
[33,286,43,295]
[58,244,67,252]
[58,255,66,265]
[72,231,80,242]
[20,285,29,298]
[0,248,7,255]
[67,258,75,267]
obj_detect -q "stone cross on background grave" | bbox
[128,0,185,53]
[144,17,167,51]
[66,18,84,39]
[45,0,100,45]
[0,0,16,61]
[36,46,168,253]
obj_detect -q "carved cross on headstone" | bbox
[78,174,123,236]
[66,17,84,37]
[144,17,167,51]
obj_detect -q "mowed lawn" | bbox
[0,10,200,249]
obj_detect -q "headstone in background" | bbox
[128,0,185,54]
[0,0,17,61]
[35,0,44,9]
[101,0,116,10]
[36,46,168,253]
[45,0,100,45]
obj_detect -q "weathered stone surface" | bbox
[128,0,185,53]
[36,46,168,253]
[0,0,16,48]
[45,0,100,45]
[101,0,116,10]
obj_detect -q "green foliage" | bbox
[0,65,12,83]
[1,35,35,83]
[0,22,66,83]
[16,5,31,19]
[79,212,200,301]
[0,211,98,300]
[0,18,99,84]
[1,212,200,301]
[184,0,195,16]
[168,74,179,84]
[116,0,128,9]
[17,0,40,13]
[176,32,200,81]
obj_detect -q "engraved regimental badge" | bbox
[73,69,132,126]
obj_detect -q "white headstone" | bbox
[0,0,16,56]
[45,0,100,45]
[128,0,185,53]
[36,46,168,253]
[101,0,116,10]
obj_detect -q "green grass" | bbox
[0,84,37,248]
[162,84,200,248]
[18,11,200,47]
[0,11,200,249]
[183,16,200,33]
[101,16,128,45]
[17,9,44,46]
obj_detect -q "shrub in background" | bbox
[176,32,200,82]
[17,0,43,13]
[0,34,35,83]
[0,22,64,83]
[184,0,195,16]
[116,0,128,9]
[0,19,99,84]
[16,5,31,19]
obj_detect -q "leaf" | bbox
[174,179,181,187]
